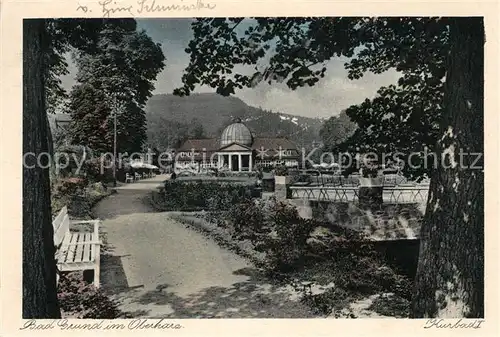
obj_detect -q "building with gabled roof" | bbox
[175,119,300,172]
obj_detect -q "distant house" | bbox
[175,119,300,172]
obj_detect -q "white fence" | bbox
[289,184,429,204]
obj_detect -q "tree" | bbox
[45,19,141,181]
[23,19,61,318]
[176,17,484,317]
[147,117,190,149]
[68,23,165,155]
[66,83,110,153]
[410,17,484,318]
[189,118,206,138]
[320,110,357,152]
[45,19,138,114]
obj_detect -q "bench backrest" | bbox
[53,206,70,248]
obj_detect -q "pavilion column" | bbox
[229,154,232,171]
[248,154,252,172]
[238,154,242,172]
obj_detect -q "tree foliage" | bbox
[67,21,165,154]
[320,110,357,152]
[175,17,450,180]
[147,117,189,150]
[189,118,206,139]
[45,19,138,113]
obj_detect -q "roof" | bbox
[251,137,299,151]
[177,138,220,152]
[175,136,300,161]
[220,121,253,146]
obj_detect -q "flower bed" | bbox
[51,179,113,219]
[57,272,123,318]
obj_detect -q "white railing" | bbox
[289,184,429,204]
[290,186,359,202]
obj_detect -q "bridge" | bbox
[284,182,430,241]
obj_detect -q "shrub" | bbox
[227,199,268,240]
[51,178,111,219]
[82,158,103,182]
[55,145,91,177]
[274,164,288,176]
[157,180,255,211]
[293,283,361,317]
[209,197,316,272]
[367,293,410,317]
[53,177,87,198]
[250,200,315,272]
[57,272,122,318]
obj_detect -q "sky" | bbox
[60,18,401,119]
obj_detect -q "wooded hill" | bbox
[145,93,324,150]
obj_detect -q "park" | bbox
[22,17,484,320]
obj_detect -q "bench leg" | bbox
[93,265,100,288]
[93,245,100,288]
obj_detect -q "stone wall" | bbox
[288,199,425,240]
[272,176,426,240]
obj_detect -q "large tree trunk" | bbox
[23,19,61,318]
[410,18,484,318]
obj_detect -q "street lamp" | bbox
[113,109,117,187]
[110,96,124,188]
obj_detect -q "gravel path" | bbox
[93,175,312,318]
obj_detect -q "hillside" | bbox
[145,93,324,150]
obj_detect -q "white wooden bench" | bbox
[52,206,102,287]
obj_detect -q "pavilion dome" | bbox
[220,118,253,147]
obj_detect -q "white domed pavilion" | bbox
[220,118,253,147]
[175,119,300,173]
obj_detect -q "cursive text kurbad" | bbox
[423,319,485,329]
[98,0,216,17]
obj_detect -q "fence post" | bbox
[358,176,383,208]
[274,175,291,200]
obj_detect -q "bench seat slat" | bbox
[64,240,101,246]
[83,233,92,262]
[58,262,97,271]
[74,234,85,262]
[59,233,99,263]
[70,220,100,225]
[63,232,78,263]
[59,234,71,263]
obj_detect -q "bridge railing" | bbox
[383,185,429,204]
[290,186,359,202]
[289,184,429,204]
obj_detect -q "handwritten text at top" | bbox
[76,0,217,17]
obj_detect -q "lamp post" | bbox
[110,88,127,187]
[113,109,117,187]
[111,95,123,188]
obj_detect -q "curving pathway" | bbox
[93,175,312,318]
